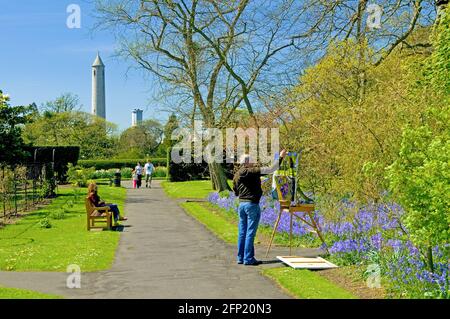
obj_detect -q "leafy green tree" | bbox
[386,110,449,270]
[41,93,81,113]
[116,119,163,158]
[387,6,450,271]
[23,110,118,160]
[285,39,427,200]
[427,3,450,100]
[0,90,33,165]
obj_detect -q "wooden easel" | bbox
[265,200,329,257]
[265,155,328,257]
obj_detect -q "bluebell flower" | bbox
[208,191,448,297]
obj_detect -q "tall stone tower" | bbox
[91,53,106,119]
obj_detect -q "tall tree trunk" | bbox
[208,162,230,192]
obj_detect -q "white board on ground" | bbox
[276,256,338,269]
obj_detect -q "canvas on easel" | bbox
[265,151,329,257]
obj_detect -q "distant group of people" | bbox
[132,160,154,189]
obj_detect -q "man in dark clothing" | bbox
[233,149,287,265]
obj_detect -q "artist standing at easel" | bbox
[233,149,287,266]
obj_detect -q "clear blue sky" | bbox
[0,0,165,131]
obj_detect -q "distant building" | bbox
[132,109,143,127]
[91,52,106,119]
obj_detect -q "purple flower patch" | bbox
[207,191,448,297]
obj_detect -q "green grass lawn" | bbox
[161,180,216,199]
[0,286,62,299]
[0,185,126,272]
[161,180,234,199]
[263,268,357,299]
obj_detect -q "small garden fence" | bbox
[0,163,55,222]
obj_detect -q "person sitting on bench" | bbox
[87,182,127,226]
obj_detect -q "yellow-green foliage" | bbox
[263,268,357,299]
[387,6,450,252]
[428,7,450,96]
[67,163,95,187]
[285,39,427,200]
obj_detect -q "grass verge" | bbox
[0,286,62,299]
[161,180,214,199]
[263,268,357,299]
[161,180,233,199]
[0,185,126,271]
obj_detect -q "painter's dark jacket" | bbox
[233,158,283,204]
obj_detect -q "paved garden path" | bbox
[0,181,320,298]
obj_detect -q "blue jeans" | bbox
[237,202,261,264]
[107,204,120,222]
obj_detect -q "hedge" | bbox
[77,158,167,170]
[168,149,234,182]
[21,146,80,182]
[168,162,210,181]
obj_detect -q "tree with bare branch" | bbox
[94,0,310,190]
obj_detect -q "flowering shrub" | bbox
[207,191,449,298]
[67,164,95,187]
[90,169,115,180]
[153,166,167,178]
[120,168,133,178]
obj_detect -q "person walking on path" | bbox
[144,160,154,188]
[135,162,143,188]
[233,149,287,266]
[132,169,138,189]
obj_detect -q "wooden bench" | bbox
[85,198,112,231]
